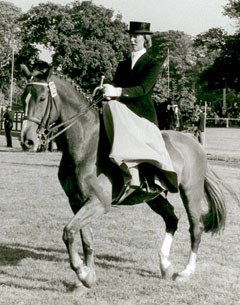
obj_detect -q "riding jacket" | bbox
[113,52,161,126]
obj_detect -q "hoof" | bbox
[172,270,191,282]
[161,264,174,279]
[77,266,97,288]
[74,283,89,296]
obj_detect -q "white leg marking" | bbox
[160,233,173,270]
[178,251,197,278]
[185,251,197,274]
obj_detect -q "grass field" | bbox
[0,129,240,305]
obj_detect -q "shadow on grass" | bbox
[0,161,58,168]
[0,279,63,293]
[0,243,139,264]
[0,270,66,294]
[0,243,74,293]
[95,254,160,279]
[0,243,66,266]
[0,243,160,286]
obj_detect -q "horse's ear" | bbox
[20,64,33,80]
[47,66,54,81]
[39,65,54,81]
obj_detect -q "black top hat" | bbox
[127,21,153,35]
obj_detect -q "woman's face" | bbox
[130,34,145,52]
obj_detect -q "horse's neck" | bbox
[55,79,100,160]
[60,111,100,163]
[54,77,95,123]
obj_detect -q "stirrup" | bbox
[113,183,138,204]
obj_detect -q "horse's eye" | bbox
[40,96,47,102]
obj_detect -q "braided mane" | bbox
[52,71,92,104]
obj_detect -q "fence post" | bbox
[203,102,207,148]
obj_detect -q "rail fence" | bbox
[1,109,240,133]
[0,110,24,132]
[206,118,240,128]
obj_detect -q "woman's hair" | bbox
[144,35,152,49]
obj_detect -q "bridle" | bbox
[24,78,105,148]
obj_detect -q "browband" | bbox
[27,82,49,87]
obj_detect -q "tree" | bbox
[192,28,229,106]
[193,28,228,70]
[150,30,199,129]
[0,1,22,102]
[18,1,129,90]
[223,0,240,23]
[195,32,240,119]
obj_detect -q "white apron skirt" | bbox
[103,100,178,192]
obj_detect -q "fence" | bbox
[206,117,240,128]
[1,109,240,133]
[0,109,24,133]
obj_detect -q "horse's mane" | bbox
[52,71,93,105]
[21,64,94,106]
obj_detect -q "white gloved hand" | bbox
[103,84,122,98]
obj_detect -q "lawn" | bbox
[0,129,239,305]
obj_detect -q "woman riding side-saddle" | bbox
[102,21,178,203]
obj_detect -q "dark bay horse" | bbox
[20,65,229,291]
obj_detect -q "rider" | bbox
[102,21,178,202]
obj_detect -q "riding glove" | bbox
[103,84,122,98]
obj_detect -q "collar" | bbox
[131,48,146,69]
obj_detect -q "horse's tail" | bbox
[203,166,227,234]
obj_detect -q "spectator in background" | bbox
[3,105,14,147]
[155,98,176,130]
[194,105,205,144]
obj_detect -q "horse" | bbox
[20,64,229,291]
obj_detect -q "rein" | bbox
[25,79,105,147]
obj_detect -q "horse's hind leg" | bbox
[174,184,204,281]
[147,195,179,279]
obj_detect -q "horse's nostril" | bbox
[25,139,34,147]
[21,139,34,150]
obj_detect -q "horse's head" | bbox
[20,64,57,151]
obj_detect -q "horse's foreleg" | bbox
[147,195,178,279]
[79,226,96,285]
[62,198,106,288]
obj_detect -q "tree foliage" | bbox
[0,1,22,98]
[192,28,229,107]
[150,30,199,128]
[223,0,240,20]
[18,0,129,90]
[151,31,196,95]
[197,29,240,116]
